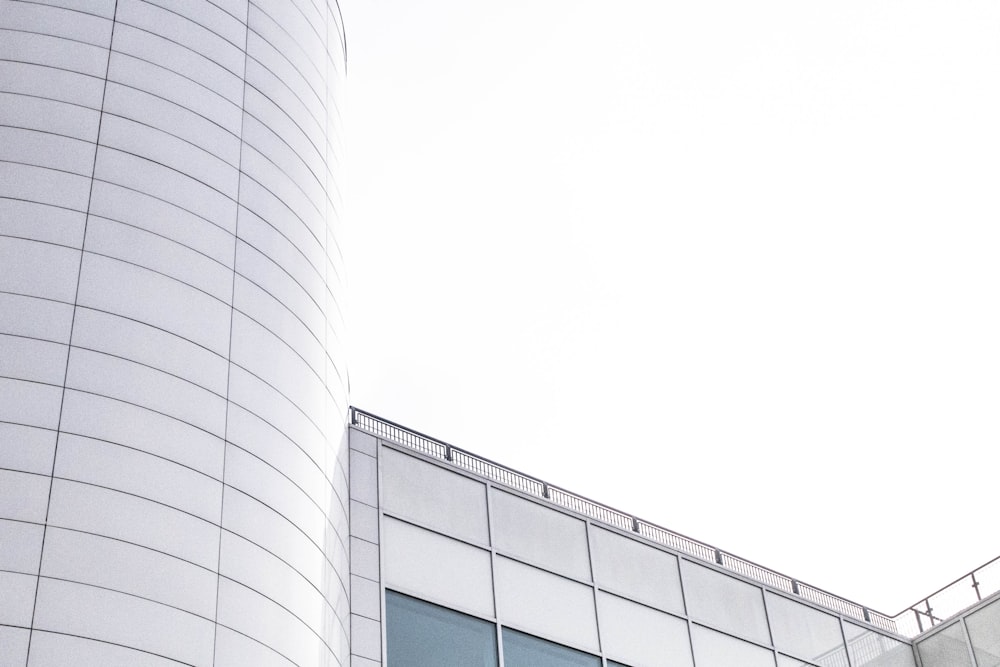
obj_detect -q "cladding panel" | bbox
[0,423,56,476]
[26,632,182,667]
[0,195,87,248]
[691,625,776,667]
[491,488,591,581]
[0,519,44,573]
[39,527,218,618]
[381,446,490,545]
[597,591,693,667]
[591,524,684,614]
[33,577,216,665]
[495,556,600,653]
[0,627,29,666]
[682,559,771,645]
[383,517,494,618]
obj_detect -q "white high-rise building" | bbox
[0,0,349,663]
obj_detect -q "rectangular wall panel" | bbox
[691,624,775,667]
[591,525,684,614]
[597,591,693,667]
[381,447,489,545]
[383,516,494,619]
[494,556,599,654]
[682,559,771,645]
[491,489,591,581]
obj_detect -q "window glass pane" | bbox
[765,592,847,665]
[843,622,916,667]
[502,628,600,667]
[915,622,972,667]
[967,597,1000,667]
[386,590,498,667]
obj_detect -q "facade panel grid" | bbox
[367,431,918,667]
[0,0,348,663]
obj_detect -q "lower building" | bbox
[348,409,1000,667]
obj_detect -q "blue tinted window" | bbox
[386,590,498,667]
[502,628,601,667]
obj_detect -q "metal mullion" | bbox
[488,481,504,667]
[585,521,606,666]
[960,616,979,667]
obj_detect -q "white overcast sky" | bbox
[340,0,1000,614]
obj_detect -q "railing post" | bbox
[631,516,640,533]
[863,607,871,623]
[792,580,800,595]
[972,572,982,601]
[715,549,724,565]
[914,608,924,634]
[542,483,550,499]
[445,445,453,461]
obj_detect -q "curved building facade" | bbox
[0,0,350,664]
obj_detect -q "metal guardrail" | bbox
[891,554,1000,636]
[350,408,900,634]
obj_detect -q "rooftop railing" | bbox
[891,554,1000,637]
[350,408,901,635]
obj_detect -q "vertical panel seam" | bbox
[23,3,120,663]
[211,0,252,663]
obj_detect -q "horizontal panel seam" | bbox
[8,0,112,21]
[24,627,195,666]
